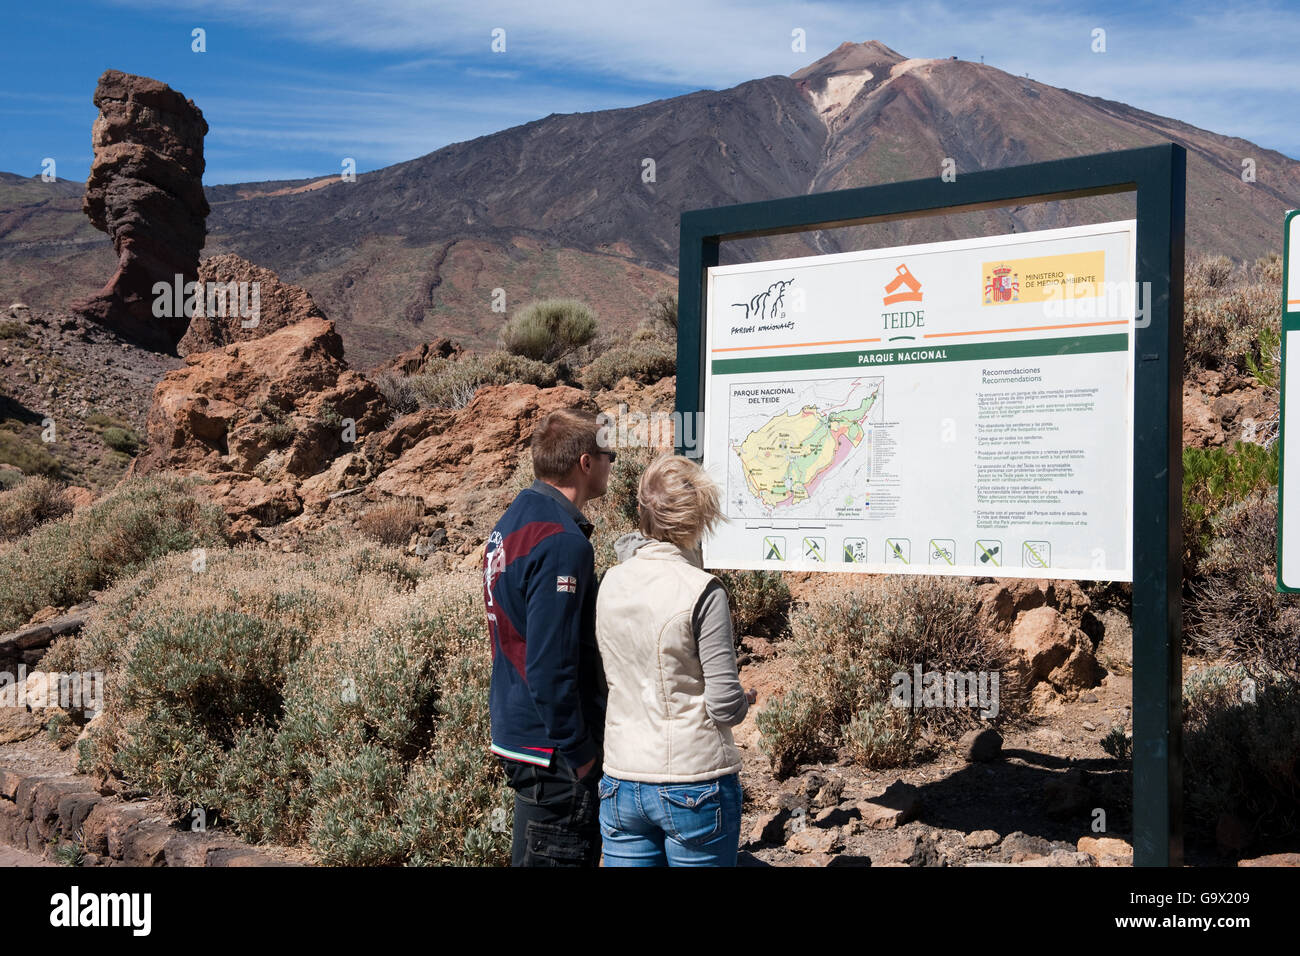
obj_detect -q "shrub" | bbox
[603,445,658,525]
[391,351,558,412]
[499,299,597,362]
[357,497,425,547]
[578,336,676,390]
[0,474,229,632]
[0,426,62,477]
[1184,254,1279,377]
[101,426,140,455]
[110,607,310,807]
[1246,324,1281,392]
[0,320,31,340]
[1186,486,1300,679]
[86,411,128,431]
[372,370,418,416]
[1183,666,1300,849]
[315,402,344,429]
[262,421,297,446]
[1100,726,1132,761]
[0,474,72,541]
[716,569,792,643]
[1188,254,1233,290]
[408,360,488,410]
[755,576,1024,778]
[1182,441,1278,574]
[649,291,677,332]
[478,350,558,387]
[48,543,510,866]
[841,698,915,767]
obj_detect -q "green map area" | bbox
[736,391,877,508]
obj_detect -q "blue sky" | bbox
[2,0,1298,185]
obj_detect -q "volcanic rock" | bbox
[128,314,388,536]
[74,70,209,353]
[177,253,327,354]
[368,383,599,549]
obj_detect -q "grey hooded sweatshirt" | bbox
[610,531,750,727]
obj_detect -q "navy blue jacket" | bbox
[483,480,605,770]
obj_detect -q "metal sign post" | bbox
[677,144,1186,866]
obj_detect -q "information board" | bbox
[700,220,1137,580]
[1278,209,1300,591]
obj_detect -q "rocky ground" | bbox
[0,303,180,492]
[0,254,1290,867]
[730,659,1142,867]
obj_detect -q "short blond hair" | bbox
[637,454,723,550]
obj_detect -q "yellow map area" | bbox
[736,391,876,508]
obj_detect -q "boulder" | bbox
[370,337,464,377]
[965,829,1001,849]
[369,383,598,549]
[1182,384,1226,448]
[177,253,328,354]
[786,825,844,855]
[1238,853,1300,867]
[1043,768,1092,820]
[1010,605,1099,692]
[974,578,1093,634]
[129,314,388,536]
[857,779,921,830]
[878,831,946,867]
[746,809,788,846]
[999,831,1055,863]
[1077,835,1133,865]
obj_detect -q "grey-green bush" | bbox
[0,474,229,632]
[755,576,1024,778]
[46,543,510,866]
[578,335,676,390]
[0,474,72,542]
[499,299,597,363]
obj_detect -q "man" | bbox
[482,406,614,866]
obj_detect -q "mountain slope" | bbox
[1,41,1297,367]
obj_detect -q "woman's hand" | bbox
[745,687,758,704]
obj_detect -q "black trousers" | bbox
[499,753,601,867]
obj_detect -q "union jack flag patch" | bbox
[556,575,576,593]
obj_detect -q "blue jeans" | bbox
[597,773,743,866]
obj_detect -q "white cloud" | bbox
[105,0,1300,171]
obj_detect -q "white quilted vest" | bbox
[596,538,743,782]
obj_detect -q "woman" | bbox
[595,453,756,866]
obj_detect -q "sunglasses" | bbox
[590,449,616,463]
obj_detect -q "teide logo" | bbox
[881,263,926,338]
[883,263,922,305]
[49,886,151,936]
[732,279,794,320]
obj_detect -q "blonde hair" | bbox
[637,454,723,550]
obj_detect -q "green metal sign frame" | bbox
[677,143,1186,867]
[1276,209,1299,592]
